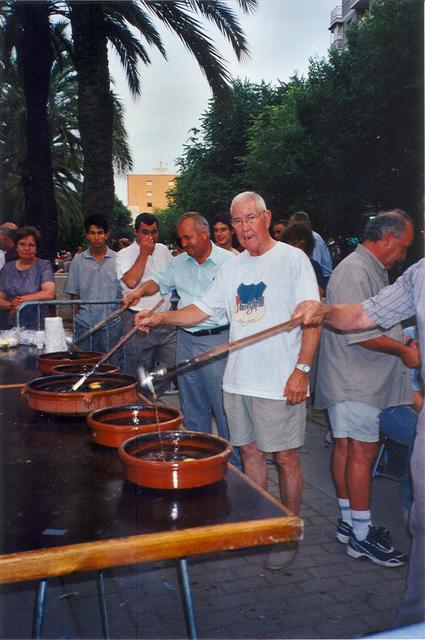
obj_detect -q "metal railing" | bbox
[16,299,122,335]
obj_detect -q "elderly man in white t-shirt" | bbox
[135,192,321,569]
[116,212,176,395]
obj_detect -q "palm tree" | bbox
[0,21,133,247]
[67,0,257,221]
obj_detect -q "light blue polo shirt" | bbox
[154,242,234,332]
[64,247,122,327]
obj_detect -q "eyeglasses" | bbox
[231,212,264,228]
[17,242,36,248]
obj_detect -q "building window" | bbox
[147,191,152,197]
[146,180,152,186]
[147,202,153,208]
[168,181,174,186]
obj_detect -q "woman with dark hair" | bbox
[282,223,328,296]
[0,226,55,329]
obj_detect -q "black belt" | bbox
[183,325,229,337]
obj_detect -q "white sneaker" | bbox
[266,542,298,570]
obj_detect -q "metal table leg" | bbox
[177,558,198,640]
[32,579,47,639]
[97,570,111,639]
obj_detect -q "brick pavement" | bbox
[0,403,410,639]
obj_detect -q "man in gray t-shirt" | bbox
[292,258,425,628]
[315,210,417,568]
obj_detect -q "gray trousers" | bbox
[121,309,176,397]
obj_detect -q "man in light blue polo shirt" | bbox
[124,212,239,464]
[65,214,122,359]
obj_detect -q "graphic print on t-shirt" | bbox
[235,282,266,325]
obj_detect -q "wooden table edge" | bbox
[0,516,303,584]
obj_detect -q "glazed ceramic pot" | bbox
[87,403,183,448]
[22,373,139,416]
[37,350,104,375]
[119,430,232,489]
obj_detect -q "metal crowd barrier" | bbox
[16,299,123,348]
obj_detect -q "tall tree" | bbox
[14,1,58,261]
[67,0,257,222]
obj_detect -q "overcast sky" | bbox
[110,0,338,204]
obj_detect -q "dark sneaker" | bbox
[347,526,407,567]
[336,518,352,544]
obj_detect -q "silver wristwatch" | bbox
[295,363,311,374]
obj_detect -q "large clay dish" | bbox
[51,362,120,376]
[87,403,183,448]
[38,351,104,376]
[119,431,232,490]
[22,373,139,416]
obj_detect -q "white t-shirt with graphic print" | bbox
[194,242,320,400]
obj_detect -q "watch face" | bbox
[297,364,311,373]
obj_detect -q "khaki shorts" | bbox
[223,392,306,452]
[327,401,380,443]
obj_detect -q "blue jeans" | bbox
[379,405,418,511]
[176,328,241,469]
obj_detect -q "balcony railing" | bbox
[330,5,343,26]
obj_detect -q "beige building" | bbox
[329,0,373,51]
[127,168,177,220]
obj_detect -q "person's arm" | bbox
[135,304,209,331]
[0,291,12,312]
[122,279,160,307]
[121,237,155,290]
[291,300,374,330]
[283,325,321,404]
[359,336,420,368]
[11,281,56,307]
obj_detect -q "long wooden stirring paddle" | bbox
[71,299,164,391]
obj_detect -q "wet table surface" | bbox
[0,348,302,584]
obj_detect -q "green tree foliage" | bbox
[169,79,281,220]
[169,0,423,241]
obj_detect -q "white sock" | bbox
[351,509,371,541]
[338,498,352,524]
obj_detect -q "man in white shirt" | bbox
[135,193,321,569]
[116,213,176,394]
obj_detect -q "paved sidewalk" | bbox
[0,403,410,639]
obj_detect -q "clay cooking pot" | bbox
[22,373,139,416]
[119,430,232,489]
[87,403,183,448]
[38,350,104,375]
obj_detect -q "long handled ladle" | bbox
[66,303,129,356]
[138,317,302,395]
[71,300,164,391]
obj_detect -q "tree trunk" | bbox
[15,1,58,262]
[69,2,115,223]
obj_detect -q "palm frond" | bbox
[143,1,231,101]
[105,1,166,57]
[186,1,250,61]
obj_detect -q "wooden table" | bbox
[0,347,303,636]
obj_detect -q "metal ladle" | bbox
[138,317,301,395]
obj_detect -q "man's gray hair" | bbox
[230,192,267,215]
[177,212,210,233]
[363,209,413,241]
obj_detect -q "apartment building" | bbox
[127,164,177,220]
[329,0,373,50]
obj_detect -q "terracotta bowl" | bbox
[51,362,120,376]
[22,373,139,416]
[38,351,104,376]
[87,403,183,448]
[119,431,232,490]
